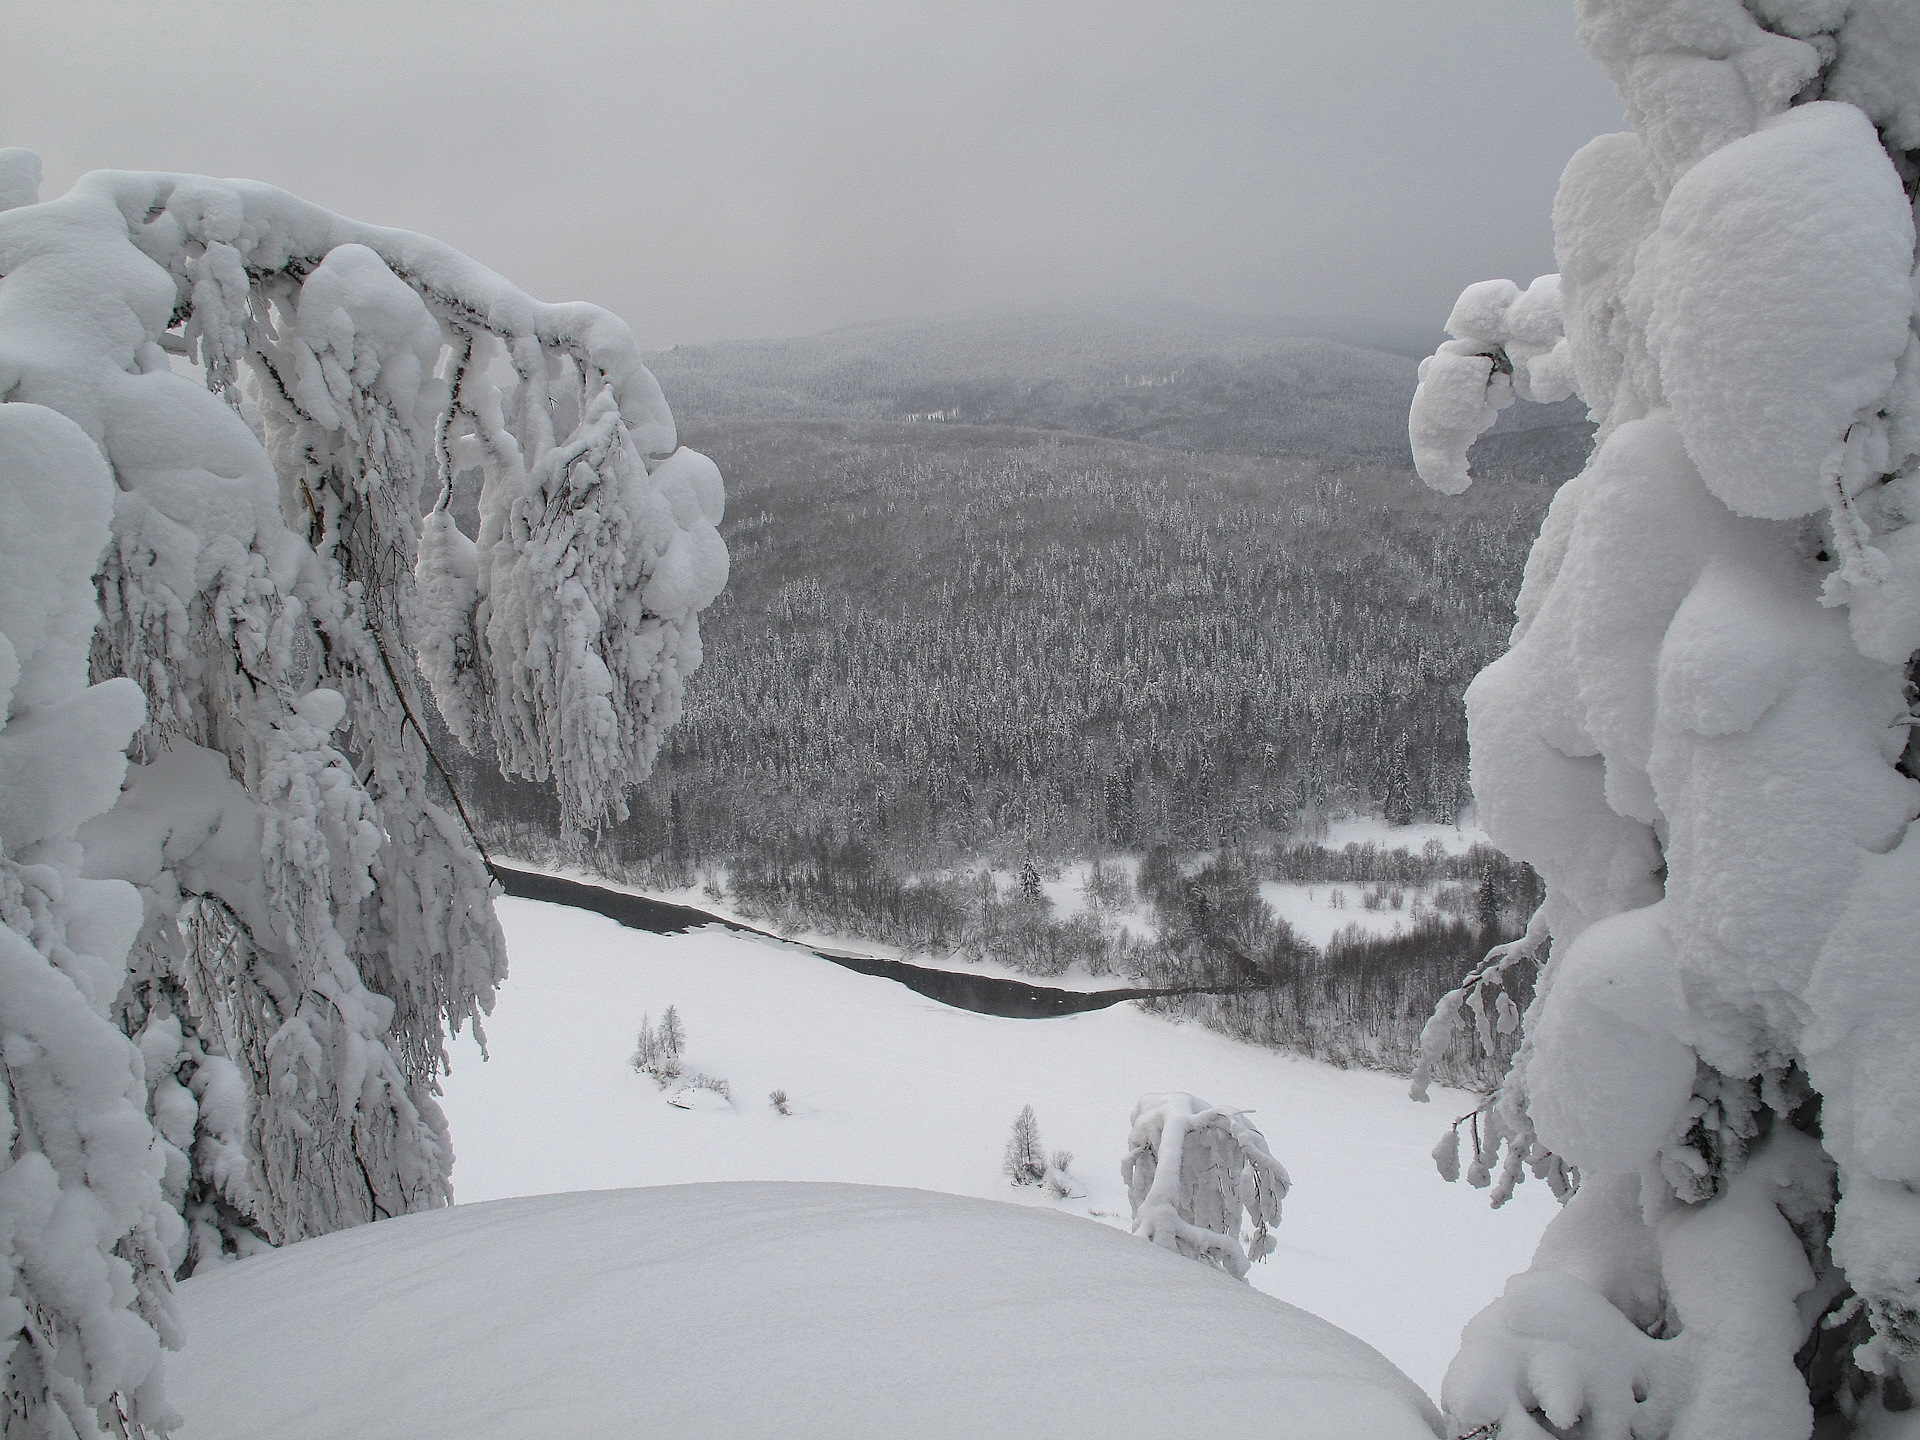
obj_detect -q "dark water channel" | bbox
[494,866,1218,1020]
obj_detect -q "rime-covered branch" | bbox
[0,148,726,1434]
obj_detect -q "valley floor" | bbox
[439,894,1558,1398]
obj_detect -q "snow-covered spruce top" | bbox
[0,153,725,1437]
[1406,4,1920,1439]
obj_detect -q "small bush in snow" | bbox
[679,1072,731,1100]
[769,1089,792,1115]
[1123,1093,1290,1279]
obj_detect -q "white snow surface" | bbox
[435,897,1558,1399]
[170,1181,1443,1440]
[1258,883,1420,949]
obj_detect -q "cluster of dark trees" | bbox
[1126,844,1540,1088]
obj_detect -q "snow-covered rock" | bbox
[665,1085,732,1112]
[168,1182,1443,1440]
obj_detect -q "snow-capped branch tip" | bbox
[1408,906,1548,1104]
[15,160,728,846]
[89,167,676,456]
[1409,275,1576,495]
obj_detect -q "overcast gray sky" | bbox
[3,2,1623,349]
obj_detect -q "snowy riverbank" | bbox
[439,894,1558,1398]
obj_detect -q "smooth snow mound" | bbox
[171,1182,1443,1440]
[666,1084,731,1111]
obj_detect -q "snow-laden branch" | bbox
[0,400,179,1438]
[1408,275,1576,495]
[1122,1092,1289,1279]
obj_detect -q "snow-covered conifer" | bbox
[1122,1093,1289,1279]
[1407,6,1920,1435]
[658,1005,686,1061]
[0,146,724,1287]
[1004,1104,1048,1186]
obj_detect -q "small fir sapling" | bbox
[1005,1104,1048,1186]
[658,1005,686,1060]
[1123,1092,1290,1280]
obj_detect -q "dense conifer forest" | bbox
[636,419,1551,863]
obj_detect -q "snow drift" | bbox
[167,1182,1444,1440]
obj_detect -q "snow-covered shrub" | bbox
[665,1076,730,1109]
[769,1088,792,1115]
[1044,1149,1085,1200]
[1407,6,1920,1436]
[1122,1093,1289,1279]
[0,149,722,1428]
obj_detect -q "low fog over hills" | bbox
[647,302,1593,477]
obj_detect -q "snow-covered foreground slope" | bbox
[170,1182,1443,1439]
[437,898,1558,1396]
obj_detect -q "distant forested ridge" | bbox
[645,304,1592,473]
[453,418,1551,865]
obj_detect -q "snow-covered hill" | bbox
[436,896,1559,1397]
[169,1182,1444,1439]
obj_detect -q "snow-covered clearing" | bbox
[170,1182,1444,1440]
[439,895,1558,1398]
[1259,882,1416,948]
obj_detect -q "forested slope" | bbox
[656,420,1549,860]
[458,419,1550,869]
[447,315,1567,1085]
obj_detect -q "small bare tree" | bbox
[1004,1104,1048,1186]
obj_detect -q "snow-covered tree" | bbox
[1408,6,1920,1436]
[0,151,724,1433]
[0,400,181,1437]
[1005,1104,1047,1186]
[1122,1093,1289,1278]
